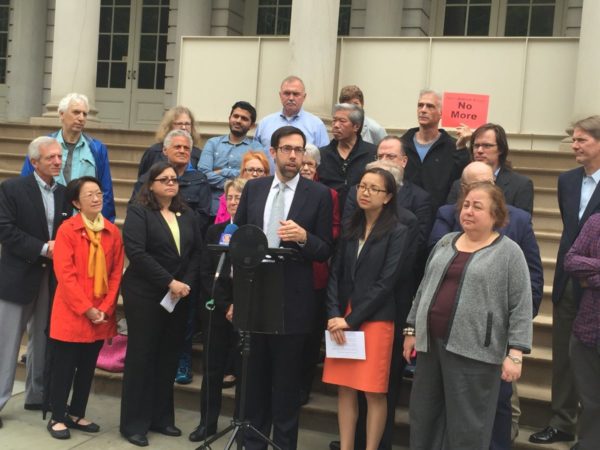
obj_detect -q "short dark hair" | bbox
[134,161,188,212]
[458,181,508,229]
[345,167,398,241]
[470,123,510,169]
[66,176,102,208]
[270,125,306,149]
[230,101,257,124]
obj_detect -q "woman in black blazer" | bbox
[323,167,408,450]
[119,162,203,447]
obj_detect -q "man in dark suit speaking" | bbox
[234,126,333,449]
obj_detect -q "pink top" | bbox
[214,193,230,224]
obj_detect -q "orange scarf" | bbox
[82,214,108,298]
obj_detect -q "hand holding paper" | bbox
[325,330,366,360]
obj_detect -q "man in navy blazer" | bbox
[0,137,70,428]
[430,161,543,450]
[234,126,333,450]
[529,116,600,446]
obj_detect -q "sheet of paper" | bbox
[325,330,366,360]
[159,291,180,313]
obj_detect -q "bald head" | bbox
[461,161,494,185]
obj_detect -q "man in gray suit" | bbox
[0,137,70,428]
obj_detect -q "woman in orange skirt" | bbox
[323,167,409,450]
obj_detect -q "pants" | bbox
[570,334,600,450]
[241,333,306,450]
[120,293,189,437]
[177,292,198,368]
[301,288,326,400]
[0,268,51,411]
[489,380,513,449]
[409,339,501,450]
[550,282,579,434]
[49,339,103,421]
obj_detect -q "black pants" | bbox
[490,380,513,449]
[120,294,189,437]
[49,339,104,422]
[240,333,306,450]
[301,288,327,399]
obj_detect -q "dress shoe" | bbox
[529,426,575,444]
[189,424,217,442]
[329,440,341,450]
[64,415,100,432]
[47,420,71,440]
[24,403,43,411]
[126,434,149,447]
[149,424,181,436]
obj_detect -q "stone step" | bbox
[510,149,577,171]
[534,186,558,210]
[517,168,561,190]
[533,208,562,231]
[536,230,561,262]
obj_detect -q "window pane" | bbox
[276,6,291,35]
[143,0,158,4]
[98,34,111,60]
[0,7,9,30]
[99,6,112,33]
[158,35,167,61]
[259,0,276,5]
[156,63,165,90]
[508,0,529,4]
[139,35,157,61]
[505,5,529,36]
[142,6,159,32]
[159,6,169,33]
[533,0,555,3]
[110,62,127,88]
[101,0,112,6]
[444,7,467,36]
[467,5,490,35]
[446,0,467,4]
[112,35,129,60]
[0,59,5,84]
[96,62,109,87]
[257,8,276,34]
[338,6,351,36]
[138,63,155,89]
[279,0,292,5]
[116,0,131,5]
[530,5,554,35]
[0,34,6,58]
[113,6,130,33]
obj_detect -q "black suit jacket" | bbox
[121,203,203,303]
[447,167,534,214]
[234,175,333,334]
[327,222,409,328]
[0,174,70,304]
[553,167,600,303]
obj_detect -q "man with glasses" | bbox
[234,125,333,450]
[254,76,329,149]
[446,123,534,214]
[318,103,377,216]
[198,101,264,221]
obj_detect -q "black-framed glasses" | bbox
[278,145,306,154]
[357,184,387,195]
[154,177,179,185]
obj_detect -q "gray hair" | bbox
[568,115,600,141]
[280,75,305,90]
[28,136,60,161]
[365,160,403,188]
[333,103,364,129]
[418,89,443,108]
[303,143,321,166]
[58,93,89,113]
[164,129,192,149]
[224,177,248,196]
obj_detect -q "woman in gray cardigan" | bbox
[403,181,532,449]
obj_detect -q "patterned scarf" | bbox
[82,213,108,298]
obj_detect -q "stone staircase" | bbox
[3,123,577,449]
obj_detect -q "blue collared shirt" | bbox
[254,108,329,149]
[579,167,600,220]
[33,171,58,256]
[198,134,262,215]
[55,130,97,184]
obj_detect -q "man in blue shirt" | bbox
[21,93,116,222]
[254,76,329,149]
[198,101,262,218]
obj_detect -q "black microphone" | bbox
[206,223,238,311]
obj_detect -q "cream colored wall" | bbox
[178,36,578,142]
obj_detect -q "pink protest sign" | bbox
[441,92,489,129]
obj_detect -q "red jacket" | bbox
[50,214,124,343]
[313,188,341,290]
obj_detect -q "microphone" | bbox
[206,223,238,311]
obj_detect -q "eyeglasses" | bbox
[278,145,306,154]
[357,184,387,195]
[472,143,497,150]
[154,177,179,185]
[173,121,192,127]
[81,192,103,201]
[243,167,265,175]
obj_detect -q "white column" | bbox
[7,0,48,121]
[288,0,340,118]
[572,0,600,119]
[364,0,403,36]
[43,0,101,120]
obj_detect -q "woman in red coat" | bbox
[46,176,124,440]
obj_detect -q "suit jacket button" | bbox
[41,263,47,268]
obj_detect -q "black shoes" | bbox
[149,425,182,436]
[189,424,217,442]
[529,426,575,444]
[126,434,149,447]
[47,420,71,440]
[0,416,3,428]
[64,416,100,433]
[329,440,341,450]
[24,403,43,411]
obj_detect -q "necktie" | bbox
[267,182,286,247]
